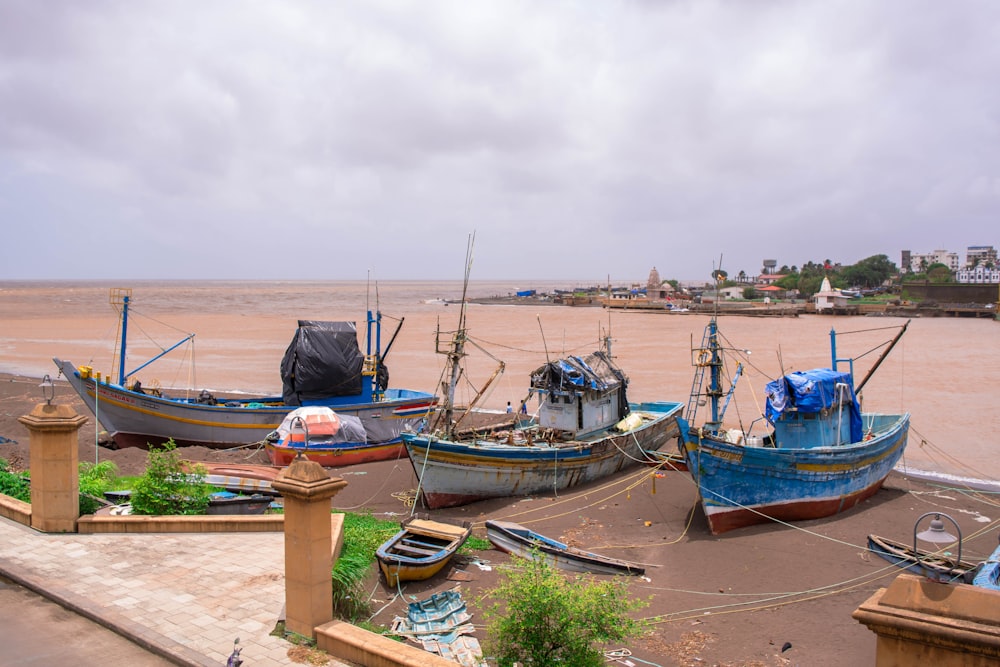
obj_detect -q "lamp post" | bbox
[913,512,962,580]
[39,374,55,405]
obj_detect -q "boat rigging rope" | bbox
[642,563,902,626]
[476,460,698,549]
[334,461,416,511]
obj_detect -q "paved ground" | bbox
[0,575,176,666]
[0,517,354,666]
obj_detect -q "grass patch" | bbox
[332,512,399,620]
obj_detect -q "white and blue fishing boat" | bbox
[867,534,981,584]
[678,278,910,534]
[485,520,645,576]
[401,236,683,509]
[55,288,437,450]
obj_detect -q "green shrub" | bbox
[479,552,649,667]
[331,512,399,620]
[0,457,120,515]
[130,440,213,515]
[0,460,30,502]
[78,460,120,515]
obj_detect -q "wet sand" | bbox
[3,372,999,666]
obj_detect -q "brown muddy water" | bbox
[1,280,997,481]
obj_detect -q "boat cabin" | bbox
[529,351,629,437]
[764,368,863,448]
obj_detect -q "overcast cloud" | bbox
[1,0,997,283]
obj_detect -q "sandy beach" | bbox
[3,371,999,666]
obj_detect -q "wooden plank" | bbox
[391,543,439,557]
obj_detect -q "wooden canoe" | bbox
[868,534,981,583]
[377,515,472,587]
[485,519,645,576]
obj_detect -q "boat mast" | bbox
[706,317,723,430]
[854,319,910,394]
[111,288,132,385]
[436,233,475,433]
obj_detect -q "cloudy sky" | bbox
[1,1,997,283]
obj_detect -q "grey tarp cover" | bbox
[280,320,364,405]
[529,350,629,416]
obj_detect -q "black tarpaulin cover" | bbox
[280,320,364,405]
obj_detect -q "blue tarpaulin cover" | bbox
[765,368,863,443]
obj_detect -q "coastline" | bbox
[4,369,1000,665]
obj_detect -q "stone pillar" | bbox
[272,457,347,638]
[18,402,88,533]
[853,574,1000,666]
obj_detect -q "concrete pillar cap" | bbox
[272,457,347,501]
[18,403,88,431]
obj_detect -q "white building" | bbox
[718,286,745,300]
[957,264,1000,284]
[908,250,960,274]
[813,277,849,312]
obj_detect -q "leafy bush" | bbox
[1,457,120,514]
[0,458,30,502]
[479,552,649,667]
[130,440,213,515]
[78,460,120,515]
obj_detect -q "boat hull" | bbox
[403,401,682,509]
[376,516,471,587]
[55,358,436,450]
[485,520,644,576]
[680,412,909,534]
[181,462,283,495]
[867,534,979,584]
[265,440,407,467]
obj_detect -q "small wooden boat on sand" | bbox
[867,534,981,583]
[485,520,645,576]
[377,515,472,587]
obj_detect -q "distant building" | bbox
[813,277,849,312]
[904,250,960,274]
[957,264,1000,284]
[756,273,787,286]
[646,267,676,300]
[718,286,745,300]
[965,245,997,269]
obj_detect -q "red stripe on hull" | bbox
[421,492,492,510]
[266,443,407,468]
[705,478,887,534]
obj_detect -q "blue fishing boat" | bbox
[677,281,910,534]
[972,542,1000,590]
[55,288,437,450]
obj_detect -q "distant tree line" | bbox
[679,253,963,299]
[729,254,902,298]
